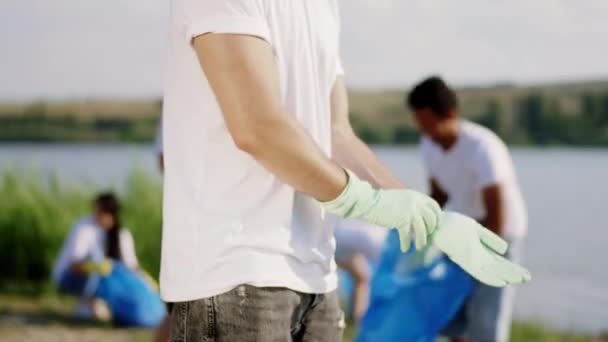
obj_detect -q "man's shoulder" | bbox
[461,120,499,140]
[460,121,507,152]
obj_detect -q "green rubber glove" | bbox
[81,259,113,276]
[322,169,441,251]
[430,211,531,287]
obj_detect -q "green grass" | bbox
[0,295,153,342]
[0,168,163,292]
[0,170,605,341]
[1,294,603,342]
[510,323,595,342]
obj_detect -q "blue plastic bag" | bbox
[356,230,474,342]
[95,262,166,327]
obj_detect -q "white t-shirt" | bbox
[420,121,527,240]
[160,0,343,301]
[52,216,139,282]
[335,219,388,266]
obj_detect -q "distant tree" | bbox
[356,126,383,144]
[23,102,47,116]
[581,93,601,124]
[517,94,548,145]
[475,99,503,137]
[383,104,406,120]
[350,112,382,144]
[392,125,419,144]
[598,93,608,143]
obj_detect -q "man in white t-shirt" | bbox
[160,1,439,340]
[408,76,527,342]
[160,1,530,340]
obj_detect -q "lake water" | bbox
[1,143,607,334]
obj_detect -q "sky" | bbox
[0,0,607,100]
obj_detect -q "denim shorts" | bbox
[441,239,524,342]
[170,285,344,342]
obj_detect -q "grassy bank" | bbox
[0,295,604,341]
[1,171,606,341]
[0,169,162,292]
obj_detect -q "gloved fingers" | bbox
[490,254,532,283]
[477,266,509,287]
[398,225,412,253]
[412,215,428,250]
[450,258,507,287]
[427,199,442,228]
[476,225,508,255]
[421,206,438,236]
[484,256,523,285]
[516,262,532,282]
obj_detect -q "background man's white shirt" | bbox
[420,121,527,240]
[161,0,344,301]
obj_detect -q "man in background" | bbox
[407,76,528,342]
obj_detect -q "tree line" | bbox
[475,92,608,146]
[349,92,608,146]
[0,92,607,146]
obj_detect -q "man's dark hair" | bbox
[406,76,458,118]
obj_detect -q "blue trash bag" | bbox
[356,230,475,342]
[95,262,166,327]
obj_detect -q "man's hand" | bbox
[430,212,531,287]
[322,170,441,251]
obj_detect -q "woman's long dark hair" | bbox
[95,193,122,260]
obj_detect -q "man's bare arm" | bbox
[481,184,505,236]
[429,178,448,207]
[193,34,346,201]
[330,77,404,189]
